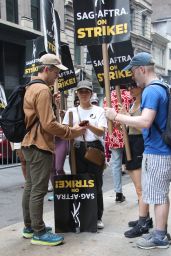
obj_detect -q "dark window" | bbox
[142,14,146,36]
[130,9,135,31]
[4,42,25,97]
[86,51,91,65]
[31,0,40,30]
[74,39,81,65]
[6,0,18,24]
[169,49,171,60]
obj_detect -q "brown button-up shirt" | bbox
[22,82,73,153]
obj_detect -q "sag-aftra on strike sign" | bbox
[73,0,131,46]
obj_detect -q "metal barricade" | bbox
[0,127,20,168]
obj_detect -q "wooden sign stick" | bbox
[69,111,77,175]
[54,80,60,122]
[102,43,113,135]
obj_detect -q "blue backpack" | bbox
[0,79,46,143]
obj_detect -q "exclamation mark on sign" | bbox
[124,23,128,33]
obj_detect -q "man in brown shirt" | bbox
[22,53,86,246]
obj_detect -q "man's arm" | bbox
[36,89,85,139]
[105,107,156,129]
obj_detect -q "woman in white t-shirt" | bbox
[63,80,107,230]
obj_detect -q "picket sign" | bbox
[54,174,97,233]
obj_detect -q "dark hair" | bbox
[74,97,80,107]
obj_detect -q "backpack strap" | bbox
[148,81,169,136]
[27,79,47,87]
[25,79,47,134]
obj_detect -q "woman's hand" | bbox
[104,107,117,121]
[71,124,87,137]
[79,120,89,127]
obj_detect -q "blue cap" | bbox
[123,52,155,71]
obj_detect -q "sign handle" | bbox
[69,111,77,175]
[115,85,132,161]
[102,43,113,135]
[53,79,61,122]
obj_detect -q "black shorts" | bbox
[124,135,144,171]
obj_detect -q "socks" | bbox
[138,216,148,226]
[138,212,150,226]
[154,229,166,240]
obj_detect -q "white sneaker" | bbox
[97,220,104,229]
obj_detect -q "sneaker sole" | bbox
[137,244,169,249]
[125,234,147,238]
[31,239,63,246]
[23,233,33,239]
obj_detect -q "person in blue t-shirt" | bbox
[105,52,171,250]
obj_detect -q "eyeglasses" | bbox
[131,66,139,73]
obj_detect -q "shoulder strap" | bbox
[25,79,46,133]
[76,107,81,123]
[27,79,47,87]
[149,81,170,94]
[76,107,86,145]
[149,81,170,135]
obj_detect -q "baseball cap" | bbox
[123,52,155,71]
[77,80,93,92]
[39,53,68,71]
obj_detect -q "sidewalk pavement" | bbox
[0,182,171,256]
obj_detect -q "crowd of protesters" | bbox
[16,52,171,250]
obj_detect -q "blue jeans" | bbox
[110,148,123,193]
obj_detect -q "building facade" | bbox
[151,0,171,22]
[151,25,170,79]
[0,1,41,97]
[130,0,152,53]
[151,0,171,83]
[0,0,72,98]
[0,0,169,101]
